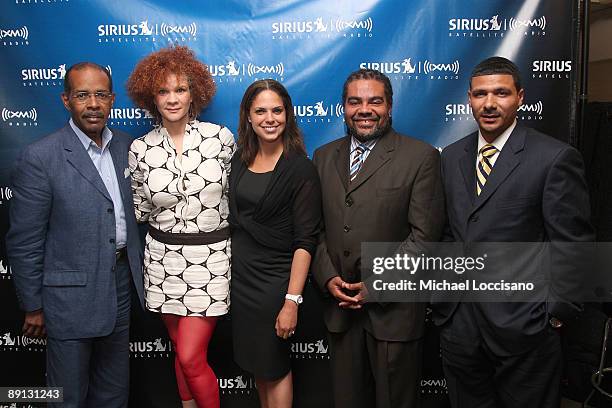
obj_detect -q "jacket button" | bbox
[109,238,115,244]
[470,215,479,222]
[343,250,350,257]
[343,225,351,233]
[107,208,114,213]
[345,198,353,207]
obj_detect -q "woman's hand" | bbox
[275,300,298,340]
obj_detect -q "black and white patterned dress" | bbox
[129,120,235,316]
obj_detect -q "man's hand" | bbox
[326,276,365,309]
[23,309,46,338]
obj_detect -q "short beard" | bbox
[346,120,391,143]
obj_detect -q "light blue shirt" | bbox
[69,119,127,248]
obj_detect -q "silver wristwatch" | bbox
[285,293,303,305]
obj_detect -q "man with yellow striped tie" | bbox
[433,57,593,408]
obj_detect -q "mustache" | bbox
[352,113,380,121]
[83,112,105,118]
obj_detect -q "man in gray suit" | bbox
[6,62,144,408]
[312,68,445,408]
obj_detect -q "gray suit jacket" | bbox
[312,129,445,341]
[7,124,144,340]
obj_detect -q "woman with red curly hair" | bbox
[127,46,234,408]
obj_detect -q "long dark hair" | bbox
[237,79,306,165]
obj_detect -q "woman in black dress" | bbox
[229,79,321,408]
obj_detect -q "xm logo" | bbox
[509,16,546,31]
[360,58,459,81]
[218,375,256,394]
[98,20,198,44]
[1,107,38,127]
[518,100,544,121]
[291,339,330,359]
[0,332,46,351]
[420,378,448,395]
[294,101,344,124]
[1,25,29,46]
[0,186,13,204]
[209,61,285,83]
[532,60,571,80]
[272,15,373,39]
[130,337,173,358]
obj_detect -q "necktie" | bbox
[349,144,367,182]
[476,144,498,195]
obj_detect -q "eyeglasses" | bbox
[70,91,114,103]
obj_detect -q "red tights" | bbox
[161,314,219,408]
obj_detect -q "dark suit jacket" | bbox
[436,124,594,354]
[7,124,145,340]
[312,129,445,341]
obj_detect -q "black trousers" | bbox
[440,303,561,408]
[328,317,422,408]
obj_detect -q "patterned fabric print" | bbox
[129,120,236,316]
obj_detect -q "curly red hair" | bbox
[126,46,216,123]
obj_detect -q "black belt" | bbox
[115,247,127,261]
[148,226,230,246]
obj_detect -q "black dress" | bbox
[229,151,321,380]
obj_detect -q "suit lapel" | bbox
[334,136,350,191]
[62,125,111,201]
[108,133,131,209]
[459,133,478,206]
[471,126,525,214]
[347,130,394,195]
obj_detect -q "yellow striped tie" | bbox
[476,144,498,195]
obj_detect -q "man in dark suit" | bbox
[6,62,144,408]
[312,68,445,408]
[436,56,593,407]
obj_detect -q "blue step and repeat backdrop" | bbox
[0,1,578,407]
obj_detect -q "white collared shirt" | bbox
[476,119,517,168]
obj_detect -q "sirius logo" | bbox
[360,57,458,81]
[0,259,12,279]
[108,107,154,127]
[130,337,173,358]
[21,63,66,87]
[209,60,244,81]
[272,15,373,40]
[0,25,29,46]
[290,339,330,359]
[532,60,571,79]
[98,20,197,44]
[218,375,256,394]
[449,15,503,31]
[272,17,328,34]
[294,101,344,124]
[449,14,547,38]
[444,103,474,122]
[1,107,38,127]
